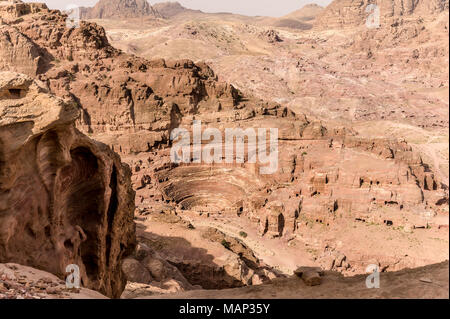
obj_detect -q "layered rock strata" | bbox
[0,71,136,298]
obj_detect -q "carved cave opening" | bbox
[59,147,105,284]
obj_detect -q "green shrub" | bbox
[221,240,231,250]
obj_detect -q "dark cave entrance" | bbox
[278,213,285,236]
[59,147,106,285]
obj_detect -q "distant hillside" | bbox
[269,3,323,30]
[80,0,163,19]
[283,3,324,22]
[152,1,202,18]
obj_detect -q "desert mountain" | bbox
[152,1,201,18]
[283,3,324,21]
[79,0,163,19]
[315,0,449,28]
[267,3,324,29]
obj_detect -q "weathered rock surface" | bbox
[133,212,278,290]
[0,263,108,299]
[259,29,283,43]
[142,261,450,299]
[315,0,449,29]
[300,270,322,286]
[120,240,198,298]
[0,25,43,76]
[121,257,152,284]
[0,71,136,298]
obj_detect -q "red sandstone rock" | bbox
[0,71,136,298]
[315,0,449,29]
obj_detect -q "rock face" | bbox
[80,0,163,20]
[0,0,47,19]
[0,1,49,77]
[315,0,449,29]
[259,30,283,43]
[0,71,136,299]
[0,25,44,76]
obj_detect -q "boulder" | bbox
[142,257,165,281]
[122,258,152,284]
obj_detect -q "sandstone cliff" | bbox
[315,0,449,29]
[0,71,136,298]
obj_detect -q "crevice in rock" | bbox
[105,165,118,267]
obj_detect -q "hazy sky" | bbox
[25,0,333,17]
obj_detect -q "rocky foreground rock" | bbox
[0,263,107,299]
[145,261,449,299]
[0,71,136,298]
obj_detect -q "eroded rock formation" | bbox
[315,0,449,29]
[0,71,136,298]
